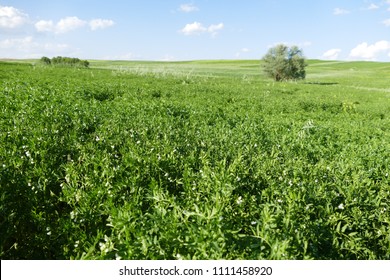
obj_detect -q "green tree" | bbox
[44,56,89,68]
[262,44,306,81]
[40,56,51,65]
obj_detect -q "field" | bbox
[0,59,389,260]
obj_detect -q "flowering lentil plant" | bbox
[1,60,389,259]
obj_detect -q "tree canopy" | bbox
[262,44,306,81]
[40,56,89,68]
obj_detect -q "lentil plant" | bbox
[0,60,389,259]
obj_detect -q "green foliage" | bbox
[0,60,389,260]
[40,56,51,65]
[262,44,306,81]
[39,56,89,68]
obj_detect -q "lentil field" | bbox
[1,60,389,260]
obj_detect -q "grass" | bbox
[0,59,389,260]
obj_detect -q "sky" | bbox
[1,0,390,61]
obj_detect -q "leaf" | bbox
[336,221,342,232]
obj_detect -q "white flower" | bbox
[338,203,344,210]
[277,199,283,203]
[236,196,243,205]
[99,235,114,254]
[70,211,76,220]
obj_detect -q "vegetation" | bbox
[262,44,306,81]
[0,60,389,260]
[40,56,89,68]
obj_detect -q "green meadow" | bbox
[0,59,389,259]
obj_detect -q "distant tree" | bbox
[40,56,51,65]
[82,60,90,68]
[262,44,306,81]
[41,56,89,68]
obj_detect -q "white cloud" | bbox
[179,4,199,13]
[0,36,72,58]
[35,16,114,33]
[0,5,28,29]
[349,40,390,60]
[235,48,250,57]
[89,19,115,31]
[56,16,86,33]
[180,22,224,36]
[0,36,33,49]
[180,22,206,35]
[35,20,54,32]
[35,16,86,33]
[208,23,224,35]
[383,18,390,26]
[322,49,341,60]
[333,8,350,15]
[367,3,379,10]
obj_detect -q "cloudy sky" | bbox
[1,0,390,61]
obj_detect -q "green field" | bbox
[1,59,389,259]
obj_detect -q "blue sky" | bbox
[1,0,390,61]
